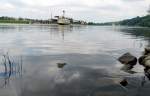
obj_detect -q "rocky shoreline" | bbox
[118,48,150,88]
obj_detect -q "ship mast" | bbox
[63,10,65,17]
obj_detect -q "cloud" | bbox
[0,0,150,22]
[20,0,69,6]
[0,2,16,11]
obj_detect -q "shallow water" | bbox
[0,24,150,96]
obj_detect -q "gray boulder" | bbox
[139,55,150,68]
[144,47,150,55]
[118,52,137,66]
[138,55,146,66]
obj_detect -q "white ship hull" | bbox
[57,18,70,25]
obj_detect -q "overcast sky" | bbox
[0,0,150,22]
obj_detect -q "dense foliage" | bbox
[89,15,150,27]
[0,16,50,24]
[119,15,150,27]
[0,16,30,24]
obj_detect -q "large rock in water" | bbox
[139,55,150,68]
[118,53,137,66]
[144,47,150,55]
[138,55,146,66]
[139,47,150,67]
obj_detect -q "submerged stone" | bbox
[121,64,137,74]
[120,79,128,87]
[94,92,125,96]
[121,64,133,70]
[57,63,67,68]
[118,52,137,66]
[144,68,150,80]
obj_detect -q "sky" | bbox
[0,0,150,22]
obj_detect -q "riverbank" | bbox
[98,15,150,27]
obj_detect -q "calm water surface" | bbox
[0,24,150,96]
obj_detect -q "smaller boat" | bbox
[57,10,71,25]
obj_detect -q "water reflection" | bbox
[0,53,23,88]
[118,27,150,45]
[0,25,150,96]
[49,25,73,40]
[0,25,147,55]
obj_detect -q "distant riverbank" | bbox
[0,16,50,24]
[0,20,30,24]
[2,15,150,27]
[98,15,150,27]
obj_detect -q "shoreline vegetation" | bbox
[1,15,150,27]
[96,15,150,27]
[0,16,49,24]
[0,16,87,25]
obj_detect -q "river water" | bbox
[0,24,150,96]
